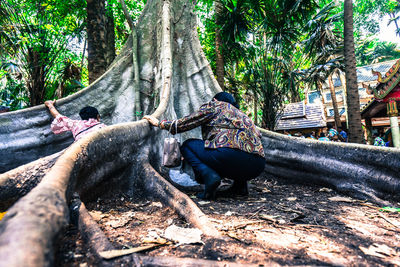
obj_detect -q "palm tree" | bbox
[0,0,75,106]
[343,0,363,143]
[303,2,344,129]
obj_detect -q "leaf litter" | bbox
[55,175,400,266]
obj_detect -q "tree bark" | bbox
[328,73,342,129]
[0,1,222,265]
[344,0,363,143]
[105,2,116,67]
[215,0,225,90]
[87,0,109,84]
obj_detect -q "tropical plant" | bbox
[303,1,344,129]
[0,0,84,107]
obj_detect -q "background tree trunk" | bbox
[87,0,109,84]
[105,1,116,67]
[344,0,363,143]
[328,73,342,129]
[215,0,225,90]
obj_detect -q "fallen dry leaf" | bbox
[359,243,397,258]
[163,225,203,245]
[150,202,163,208]
[319,187,333,192]
[259,214,277,222]
[99,242,168,259]
[88,211,105,221]
[328,196,354,203]
[227,232,251,245]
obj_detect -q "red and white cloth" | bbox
[51,115,106,140]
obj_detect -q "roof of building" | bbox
[361,59,400,117]
[329,59,399,87]
[275,101,326,131]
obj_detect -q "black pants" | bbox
[180,139,265,184]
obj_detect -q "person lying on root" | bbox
[45,100,106,141]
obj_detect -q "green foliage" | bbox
[196,0,400,128]
[379,206,400,213]
[0,65,29,110]
[196,1,217,71]
[107,0,145,51]
[0,0,85,107]
[0,0,145,110]
[356,38,400,66]
[197,0,320,128]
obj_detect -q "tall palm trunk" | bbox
[87,0,108,84]
[328,73,342,129]
[344,0,363,143]
[215,0,225,90]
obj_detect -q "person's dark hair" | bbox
[320,132,326,137]
[213,92,239,109]
[0,106,10,113]
[79,106,99,120]
[327,123,333,129]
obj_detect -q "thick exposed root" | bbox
[0,151,62,211]
[140,161,221,238]
[261,129,400,205]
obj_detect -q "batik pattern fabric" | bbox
[51,115,106,140]
[160,100,264,157]
[373,137,385,146]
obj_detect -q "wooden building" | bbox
[307,59,398,126]
[275,101,326,135]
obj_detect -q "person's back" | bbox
[339,129,348,142]
[199,100,264,157]
[318,132,330,142]
[45,101,106,140]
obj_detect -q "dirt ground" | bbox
[55,174,400,266]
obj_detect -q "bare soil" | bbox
[55,174,400,266]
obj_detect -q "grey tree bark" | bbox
[0,0,399,266]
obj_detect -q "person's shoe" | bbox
[218,180,248,198]
[197,170,221,200]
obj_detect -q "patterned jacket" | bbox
[160,99,264,157]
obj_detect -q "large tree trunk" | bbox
[343,0,363,143]
[0,0,399,266]
[0,1,221,264]
[87,0,109,84]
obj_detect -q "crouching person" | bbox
[143,92,265,200]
